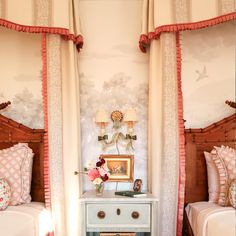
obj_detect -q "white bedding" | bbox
[186,201,236,236]
[0,202,53,236]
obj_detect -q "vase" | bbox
[95,182,104,196]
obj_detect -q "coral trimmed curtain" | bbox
[0,1,83,235]
[141,1,235,236]
[44,34,82,236]
[140,0,235,52]
[0,0,83,50]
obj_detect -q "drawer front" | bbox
[87,203,150,232]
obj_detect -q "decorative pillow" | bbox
[228,179,236,208]
[0,143,34,205]
[204,151,220,202]
[212,146,236,206]
[0,178,11,210]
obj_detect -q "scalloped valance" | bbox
[140,0,236,52]
[0,0,83,51]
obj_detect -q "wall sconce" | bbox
[95,109,109,140]
[95,108,138,152]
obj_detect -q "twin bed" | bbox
[184,112,236,236]
[0,112,52,236]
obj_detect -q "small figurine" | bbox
[133,179,142,192]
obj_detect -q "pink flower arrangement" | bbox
[87,157,110,185]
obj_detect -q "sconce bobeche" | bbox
[95,108,138,151]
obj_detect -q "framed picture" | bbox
[100,154,134,182]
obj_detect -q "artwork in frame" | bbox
[100,154,134,182]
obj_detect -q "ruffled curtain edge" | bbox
[139,12,236,52]
[0,18,83,51]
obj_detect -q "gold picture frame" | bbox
[100,154,134,182]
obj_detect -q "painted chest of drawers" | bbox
[79,191,158,235]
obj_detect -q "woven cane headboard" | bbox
[0,114,45,202]
[184,113,236,203]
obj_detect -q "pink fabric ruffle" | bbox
[139,12,236,52]
[0,18,83,52]
[176,32,186,236]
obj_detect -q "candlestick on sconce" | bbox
[95,108,138,151]
[124,108,138,138]
[95,109,109,141]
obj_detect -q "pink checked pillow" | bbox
[212,146,236,206]
[204,151,220,202]
[0,143,34,205]
[0,178,11,210]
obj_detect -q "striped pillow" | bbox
[204,151,220,202]
[212,146,236,206]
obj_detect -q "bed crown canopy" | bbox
[139,0,236,52]
[0,0,83,51]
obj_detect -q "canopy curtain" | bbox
[0,1,83,235]
[141,1,236,236]
[43,34,82,236]
[140,0,236,52]
[0,0,83,50]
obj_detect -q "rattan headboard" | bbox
[184,114,236,203]
[0,114,45,202]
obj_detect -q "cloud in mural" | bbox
[110,44,149,64]
[1,88,43,129]
[112,44,139,54]
[132,57,149,64]
[182,22,234,62]
[79,51,122,60]
[13,73,41,81]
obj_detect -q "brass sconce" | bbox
[95,108,138,152]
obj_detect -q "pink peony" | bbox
[88,169,100,181]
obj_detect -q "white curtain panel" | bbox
[143,1,235,236]
[148,33,179,236]
[47,35,82,236]
[141,0,235,35]
[0,0,82,35]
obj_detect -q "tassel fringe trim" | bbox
[139,12,236,52]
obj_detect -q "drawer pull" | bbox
[117,208,121,215]
[131,211,140,219]
[97,211,106,219]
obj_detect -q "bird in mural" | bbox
[195,66,208,81]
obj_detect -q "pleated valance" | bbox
[0,0,83,50]
[140,0,236,52]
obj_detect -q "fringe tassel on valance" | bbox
[139,12,236,52]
